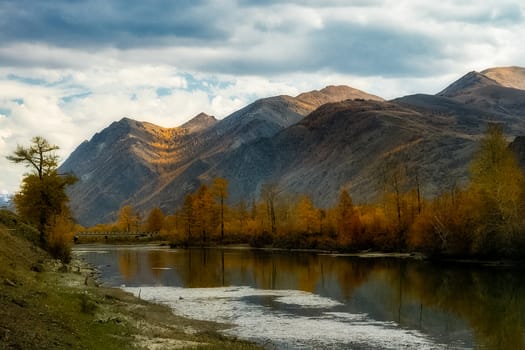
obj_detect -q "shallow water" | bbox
[75,245,525,349]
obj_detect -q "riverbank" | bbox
[0,212,262,349]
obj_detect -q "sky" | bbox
[1,0,524,194]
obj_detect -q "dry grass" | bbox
[0,210,263,350]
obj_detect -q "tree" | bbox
[193,184,215,244]
[145,207,165,232]
[236,198,249,234]
[261,183,279,235]
[336,190,362,248]
[469,124,525,255]
[296,195,317,233]
[212,178,229,243]
[117,205,138,232]
[7,136,59,180]
[8,136,76,243]
[181,194,195,244]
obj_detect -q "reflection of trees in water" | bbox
[159,249,377,295]
[400,263,525,350]
[118,250,140,281]
[147,250,169,279]
[116,247,525,349]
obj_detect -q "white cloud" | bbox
[1,0,524,194]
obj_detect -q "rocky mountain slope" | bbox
[60,69,525,226]
[61,86,380,225]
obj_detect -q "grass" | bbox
[0,209,263,350]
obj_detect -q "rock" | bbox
[4,278,16,287]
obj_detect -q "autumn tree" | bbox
[193,184,215,244]
[335,190,362,248]
[296,195,318,233]
[469,124,525,255]
[7,136,59,180]
[261,183,279,235]
[212,178,229,243]
[145,207,165,232]
[181,194,195,244]
[235,198,249,234]
[8,136,76,244]
[117,205,140,232]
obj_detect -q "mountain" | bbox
[482,66,525,90]
[180,113,218,133]
[61,86,377,225]
[437,68,525,122]
[215,97,499,207]
[60,69,525,226]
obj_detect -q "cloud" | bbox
[1,0,524,193]
[0,0,229,48]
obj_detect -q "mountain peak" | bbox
[437,71,501,97]
[181,112,218,133]
[481,66,525,91]
[296,85,383,108]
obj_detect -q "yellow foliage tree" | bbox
[117,205,139,232]
[145,207,165,232]
[336,190,362,248]
[469,124,525,255]
[296,195,318,233]
[212,178,229,243]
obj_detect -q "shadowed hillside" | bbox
[59,70,525,226]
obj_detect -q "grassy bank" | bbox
[0,210,261,349]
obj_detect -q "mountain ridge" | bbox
[59,70,525,226]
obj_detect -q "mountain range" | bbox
[59,67,525,226]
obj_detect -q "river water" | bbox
[74,245,525,349]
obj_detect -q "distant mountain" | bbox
[60,69,525,226]
[61,86,377,225]
[216,96,514,207]
[437,68,525,123]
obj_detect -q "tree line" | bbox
[11,123,525,260]
[86,124,525,258]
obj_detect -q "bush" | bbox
[46,214,75,263]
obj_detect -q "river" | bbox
[74,244,525,349]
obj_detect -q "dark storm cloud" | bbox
[0,0,229,48]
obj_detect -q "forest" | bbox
[85,124,525,259]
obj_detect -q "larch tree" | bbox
[469,123,525,255]
[261,183,279,235]
[212,178,229,243]
[193,184,214,244]
[145,207,165,232]
[181,194,195,244]
[117,205,136,232]
[336,189,361,248]
[296,195,317,233]
[7,136,76,244]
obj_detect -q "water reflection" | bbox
[77,246,525,349]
